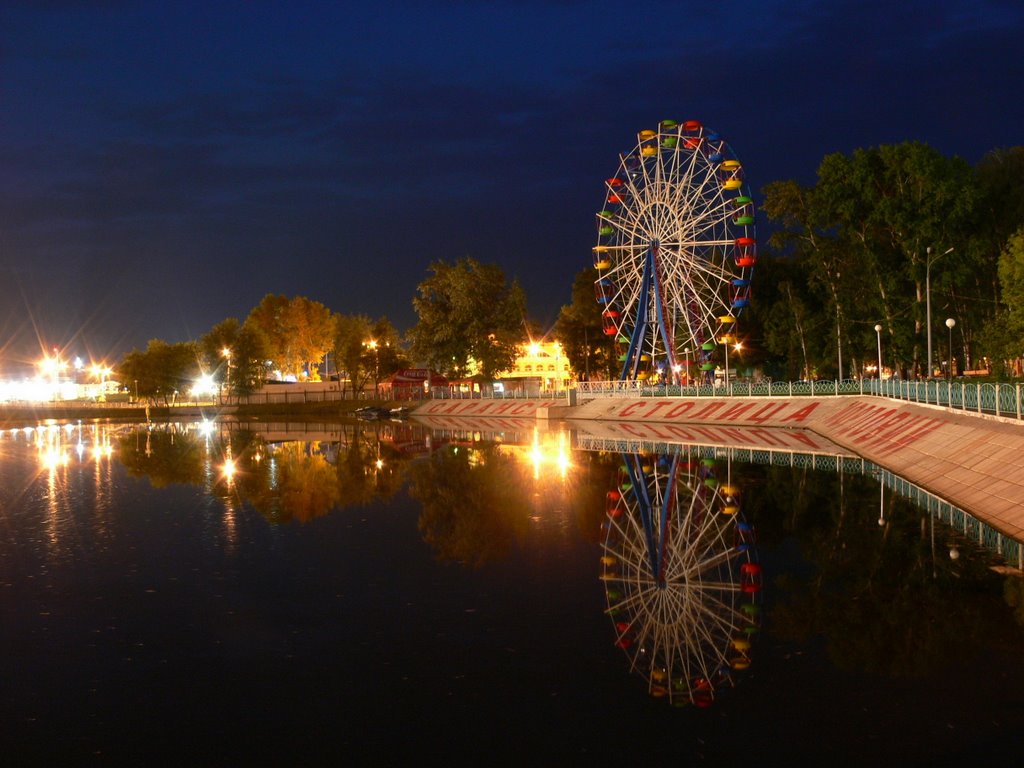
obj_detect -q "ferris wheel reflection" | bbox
[600,452,762,707]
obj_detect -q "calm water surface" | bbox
[1,418,1023,765]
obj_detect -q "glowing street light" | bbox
[222,457,237,483]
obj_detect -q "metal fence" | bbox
[575,378,1024,421]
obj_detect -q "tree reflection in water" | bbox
[115,421,410,524]
[117,424,206,488]
[741,462,1020,678]
[13,419,1024,686]
[408,442,531,567]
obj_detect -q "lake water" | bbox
[2,417,1023,765]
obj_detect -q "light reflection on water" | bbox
[0,418,1022,764]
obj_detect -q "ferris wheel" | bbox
[593,120,757,383]
[600,453,762,707]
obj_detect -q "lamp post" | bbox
[945,318,956,381]
[835,273,843,382]
[723,339,730,394]
[91,364,110,402]
[926,246,954,377]
[874,324,883,380]
[221,347,232,401]
[720,316,736,394]
[365,339,380,398]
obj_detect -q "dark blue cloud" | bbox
[1,0,1021,368]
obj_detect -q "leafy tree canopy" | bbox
[408,257,527,379]
[760,141,994,378]
[246,294,335,379]
[553,266,615,380]
[116,339,199,404]
[198,318,270,394]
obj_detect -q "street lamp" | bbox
[945,318,956,381]
[835,272,843,382]
[874,324,883,381]
[926,246,954,377]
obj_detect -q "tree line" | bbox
[118,140,1024,400]
[557,142,1024,382]
[116,258,529,402]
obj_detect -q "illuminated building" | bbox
[496,340,571,394]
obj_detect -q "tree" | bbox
[199,318,242,388]
[973,148,1024,368]
[553,267,615,380]
[199,318,270,395]
[408,258,527,380]
[116,339,199,404]
[289,296,336,380]
[245,294,290,372]
[334,313,373,395]
[245,294,334,379]
[983,226,1024,375]
[361,317,408,395]
[761,142,983,378]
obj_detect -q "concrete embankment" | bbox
[414,395,1024,542]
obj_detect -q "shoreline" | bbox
[0,398,396,428]
[5,394,1023,545]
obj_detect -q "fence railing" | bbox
[574,378,1024,421]
[574,434,1024,562]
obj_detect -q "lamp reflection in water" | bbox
[600,451,761,707]
[529,428,571,481]
[5,421,121,554]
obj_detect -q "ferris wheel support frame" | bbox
[620,246,679,382]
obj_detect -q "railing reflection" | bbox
[577,434,1023,573]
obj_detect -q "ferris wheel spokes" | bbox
[594,120,756,383]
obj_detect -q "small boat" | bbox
[354,406,390,420]
[389,406,412,419]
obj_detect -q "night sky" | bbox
[2,0,1022,370]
